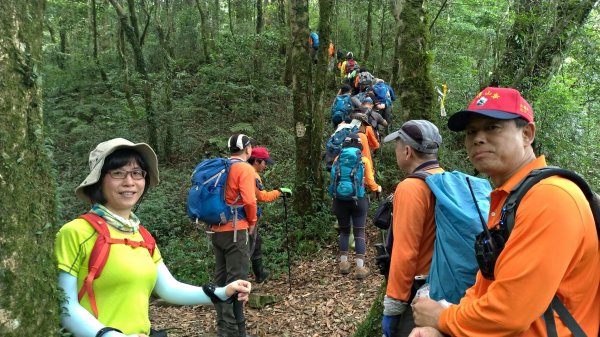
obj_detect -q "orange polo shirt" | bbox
[439,156,599,337]
[386,166,444,302]
[254,170,281,203]
[211,157,257,232]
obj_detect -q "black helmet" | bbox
[346,52,353,59]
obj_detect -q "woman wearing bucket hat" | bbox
[55,138,251,337]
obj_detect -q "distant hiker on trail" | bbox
[354,114,377,174]
[329,133,381,280]
[355,97,388,141]
[331,84,354,129]
[372,78,396,128]
[380,121,444,337]
[55,138,251,337]
[340,51,357,78]
[410,88,599,337]
[309,31,319,64]
[328,41,335,71]
[248,146,292,284]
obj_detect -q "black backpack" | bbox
[476,167,599,337]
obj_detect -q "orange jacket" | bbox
[328,42,334,57]
[439,156,599,337]
[365,126,380,150]
[357,132,374,173]
[211,157,257,232]
[386,166,444,302]
[254,170,281,203]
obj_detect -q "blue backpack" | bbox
[187,158,246,225]
[331,95,352,126]
[310,32,319,49]
[372,82,388,104]
[381,171,491,303]
[411,171,492,304]
[324,124,359,171]
[329,147,365,200]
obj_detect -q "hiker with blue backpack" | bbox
[55,138,251,337]
[247,146,292,283]
[379,120,492,337]
[309,31,319,64]
[372,78,396,128]
[329,134,382,279]
[410,88,599,337]
[331,84,354,129]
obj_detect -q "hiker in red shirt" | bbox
[410,88,599,337]
[55,138,251,337]
[247,146,292,283]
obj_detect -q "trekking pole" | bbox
[283,194,292,292]
[232,295,246,337]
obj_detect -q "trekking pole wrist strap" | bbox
[96,327,123,337]
[202,284,234,304]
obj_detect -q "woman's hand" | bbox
[225,280,252,302]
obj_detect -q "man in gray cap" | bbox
[380,120,444,337]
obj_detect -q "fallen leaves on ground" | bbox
[150,226,385,337]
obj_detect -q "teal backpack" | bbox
[329,147,365,200]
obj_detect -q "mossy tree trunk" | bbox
[363,0,373,64]
[0,1,60,335]
[195,0,211,63]
[290,0,321,215]
[391,0,434,120]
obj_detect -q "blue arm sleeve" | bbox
[153,261,227,304]
[58,272,127,337]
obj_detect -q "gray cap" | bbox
[383,120,442,154]
[75,138,160,203]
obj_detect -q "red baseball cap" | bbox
[448,87,534,131]
[251,147,275,165]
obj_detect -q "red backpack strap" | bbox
[77,213,111,318]
[77,213,157,318]
[137,225,156,257]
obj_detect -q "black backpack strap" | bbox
[544,295,588,337]
[503,167,599,238]
[407,171,432,180]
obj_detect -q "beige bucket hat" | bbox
[75,138,160,203]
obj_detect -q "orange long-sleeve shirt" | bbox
[254,170,281,203]
[439,156,600,337]
[211,157,257,232]
[357,132,375,173]
[386,166,444,302]
[365,126,380,150]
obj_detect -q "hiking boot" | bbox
[339,261,351,274]
[355,266,370,279]
[252,258,270,283]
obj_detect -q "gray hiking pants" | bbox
[211,229,250,337]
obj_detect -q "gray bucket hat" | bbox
[75,138,160,203]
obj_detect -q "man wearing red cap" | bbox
[410,87,599,337]
[248,146,292,283]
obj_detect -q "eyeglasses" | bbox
[108,169,147,180]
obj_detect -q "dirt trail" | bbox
[150,227,385,337]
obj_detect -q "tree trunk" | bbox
[227,0,234,35]
[377,0,386,75]
[155,0,175,160]
[0,2,60,336]
[90,0,109,82]
[256,0,264,34]
[59,22,67,69]
[363,0,373,64]
[195,0,211,63]
[290,0,320,215]
[392,0,434,120]
[109,0,159,151]
[283,0,293,86]
[492,0,597,95]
